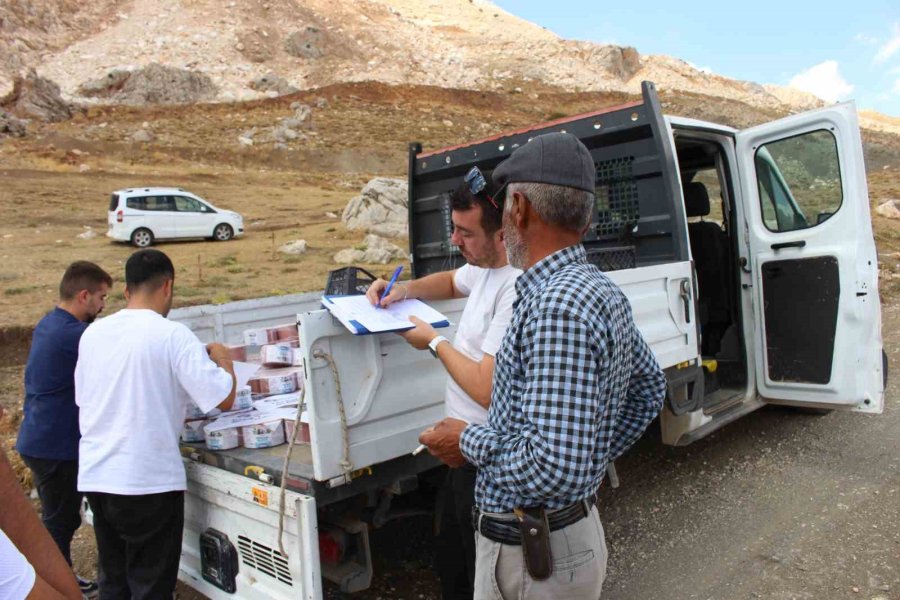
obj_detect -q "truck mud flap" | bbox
[665,365,704,415]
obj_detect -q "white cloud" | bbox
[788,60,854,103]
[875,24,900,62]
[893,78,900,95]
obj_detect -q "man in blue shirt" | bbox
[420,133,666,598]
[16,261,112,599]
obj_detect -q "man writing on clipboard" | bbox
[366,168,520,600]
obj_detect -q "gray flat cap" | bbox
[492,133,595,201]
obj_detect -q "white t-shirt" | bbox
[75,309,233,495]
[446,264,520,425]
[0,529,35,600]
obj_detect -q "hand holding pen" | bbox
[365,265,406,308]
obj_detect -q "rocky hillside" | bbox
[1,0,824,110]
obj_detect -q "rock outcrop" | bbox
[341,178,408,238]
[1,71,73,122]
[77,63,217,105]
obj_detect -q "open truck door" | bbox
[735,102,884,413]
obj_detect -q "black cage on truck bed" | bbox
[407,81,688,278]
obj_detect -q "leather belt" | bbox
[474,498,594,546]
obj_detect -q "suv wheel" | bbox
[131,228,154,248]
[213,223,234,241]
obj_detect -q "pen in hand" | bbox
[378,265,404,308]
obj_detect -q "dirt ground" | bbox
[1,82,899,599]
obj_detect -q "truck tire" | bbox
[131,228,154,248]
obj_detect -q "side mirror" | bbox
[816,211,833,224]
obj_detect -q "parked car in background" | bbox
[107,187,244,247]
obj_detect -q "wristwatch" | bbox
[428,335,449,358]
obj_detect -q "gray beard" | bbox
[503,221,527,270]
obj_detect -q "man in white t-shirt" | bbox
[366,168,520,599]
[75,249,236,600]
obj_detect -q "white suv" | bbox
[107,187,244,247]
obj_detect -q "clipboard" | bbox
[322,295,450,335]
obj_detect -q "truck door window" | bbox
[690,168,724,225]
[754,129,842,232]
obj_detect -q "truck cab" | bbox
[408,81,884,446]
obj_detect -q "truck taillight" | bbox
[116,210,123,223]
[318,530,345,564]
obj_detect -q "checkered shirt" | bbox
[459,244,666,512]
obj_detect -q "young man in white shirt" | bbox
[75,249,236,600]
[366,168,519,600]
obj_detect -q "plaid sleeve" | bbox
[460,310,601,501]
[608,326,666,460]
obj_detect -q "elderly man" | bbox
[16,260,112,599]
[420,132,666,598]
[367,173,519,599]
[75,249,236,600]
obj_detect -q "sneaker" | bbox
[77,576,99,600]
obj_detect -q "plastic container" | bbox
[249,372,298,396]
[241,420,286,449]
[186,401,221,420]
[228,385,253,411]
[283,412,310,443]
[204,426,242,450]
[273,325,300,348]
[181,419,209,443]
[260,344,293,368]
[227,345,247,362]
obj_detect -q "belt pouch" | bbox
[514,507,552,580]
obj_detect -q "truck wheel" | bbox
[131,228,154,248]
[213,223,233,241]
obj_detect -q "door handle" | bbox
[771,240,806,250]
[680,279,691,324]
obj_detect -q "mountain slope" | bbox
[1,0,822,112]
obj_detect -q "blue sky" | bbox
[493,1,900,116]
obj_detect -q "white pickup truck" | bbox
[171,81,884,599]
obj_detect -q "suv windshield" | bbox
[109,194,119,212]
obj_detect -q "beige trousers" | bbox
[473,506,608,600]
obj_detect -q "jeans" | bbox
[20,455,82,566]
[473,505,608,600]
[435,464,478,600]
[85,491,184,600]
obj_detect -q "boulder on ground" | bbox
[282,103,312,129]
[875,199,900,220]
[77,64,217,105]
[249,73,298,96]
[131,129,155,143]
[341,178,408,238]
[236,29,277,63]
[0,111,28,137]
[284,27,325,59]
[1,71,73,122]
[334,234,406,265]
[279,240,308,255]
